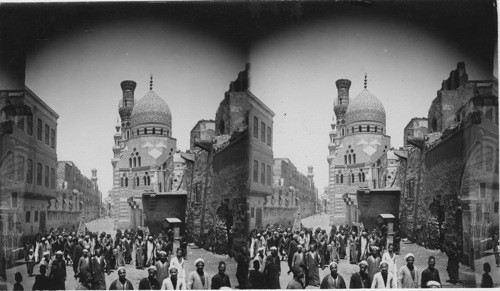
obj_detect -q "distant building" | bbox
[327,76,393,226]
[185,64,276,254]
[269,158,317,227]
[404,118,428,146]
[56,161,102,228]
[398,62,498,271]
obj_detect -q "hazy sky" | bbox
[4,1,495,198]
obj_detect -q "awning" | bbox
[378,214,395,219]
[164,218,182,223]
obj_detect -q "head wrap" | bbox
[426,281,441,288]
[148,266,157,272]
[359,260,368,267]
[56,250,63,255]
[379,261,389,268]
[404,253,415,261]
[329,262,338,268]
[43,251,50,256]
[160,251,167,256]
[270,246,277,251]
[297,245,303,249]
[371,246,379,251]
[117,267,126,272]
[83,249,89,253]
[258,247,265,252]
[169,266,178,272]
[194,258,205,266]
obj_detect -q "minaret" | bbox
[118,80,136,140]
[307,166,314,183]
[111,118,121,169]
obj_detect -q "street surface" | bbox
[5,215,499,289]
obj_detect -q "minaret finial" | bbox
[150,74,153,91]
[364,73,367,89]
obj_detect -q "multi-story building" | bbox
[268,158,317,227]
[56,161,102,229]
[185,64,275,253]
[108,78,188,231]
[0,88,58,238]
[398,62,498,273]
[327,76,392,226]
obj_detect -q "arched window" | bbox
[147,176,151,185]
[152,128,156,134]
[125,177,128,187]
[431,118,437,132]
[362,173,366,182]
[375,126,378,132]
[160,129,163,135]
[138,157,141,167]
[359,125,362,132]
[129,158,132,168]
[133,157,137,168]
[340,174,344,183]
[144,128,147,135]
[367,125,370,132]
[344,155,347,165]
[143,176,147,185]
[136,176,140,187]
[137,129,140,136]
[351,174,355,183]
[341,128,344,135]
[126,131,130,138]
[336,174,339,183]
[120,177,124,187]
[353,154,356,164]
[358,173,362,182]
[348,155,352,164]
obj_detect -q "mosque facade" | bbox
[109,78,186,230]
[327,77,392,226]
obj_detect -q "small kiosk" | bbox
[163,218,182,240]
[377,213,396,249]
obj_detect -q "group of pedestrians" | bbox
[13,223,492,290]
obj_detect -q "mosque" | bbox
[327,76,392,226]
[109,77,187,230]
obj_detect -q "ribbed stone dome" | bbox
[130,91,172,129]
[345,89,386,126]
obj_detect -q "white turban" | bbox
[379,260,389,268]
[56,250,63,255]
[404,253,414,261]
[117,266,126,272]
[169,266,178,272]
[43,251,50,256]
[194,258,205,266]
[359,260,368,267]
[329,262,338,268]
[258,247,265,252]
[148,266,157,272]
[270,246,277,251]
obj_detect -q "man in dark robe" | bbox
[320,262,346,289]
[287,235,298,274]
[73,239,84,278]
[443,242,460,284]
[139,266,161,290]
[248,260,265,289]
[211,261,231,289]
[350,260,371,288]
[264,246,281,289]
[421,256,441,288]
[235,246,250,289]
[50,251,67,290]
[89,246,107,290]
[32,264,50,291]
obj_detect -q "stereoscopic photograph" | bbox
[0,0,498,289]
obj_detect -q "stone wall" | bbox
[356,189,400,231]
[142,194,187,236]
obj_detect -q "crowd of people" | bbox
[12,223,492,290]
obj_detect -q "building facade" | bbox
[268,158,317,227]
[398,63,498,272]
[185,64,276,253]
[109,78,188,231]
[56,161,102,229]
[327,77,392,226]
